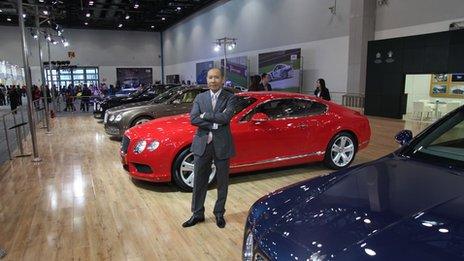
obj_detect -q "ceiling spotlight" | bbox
[125,15,130,20]
[43,10,49,15]
[134,4,139,9]
[84,22,88,25]
[118,23,123,28]
[86,12,91,17]
[227,45,233,51]
[39,0,44,2]
[176,7,181,11]
[63,41,69,47]
[89,1,94,5]
[0,9,2,13]
[7,18,11,22]
[52,40,58,45]
[214,44,221,52]
[22,14,26,18]
[161,17,166,21]
[33,34,38,39]
[150,25,155,29]
[46,35,51,41]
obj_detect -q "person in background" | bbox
[313,78,331,101]
[0,85,5,106]
[82,84,92,112]
[258,73,272,91]
[248,75,261,91]
[8,86,19,113]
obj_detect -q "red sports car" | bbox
[120,92,371,191]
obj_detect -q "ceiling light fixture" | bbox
[33,34,38,39]
[176,7,181,11]
[39,0,44,2]
[63,40,69,47]
[150,25,155,29]
[84,22,88,25]
[89,1,94,6]
[134,4,139,9]
[0,9,2,13]
[22,14,26,18]
[7,18,11,22]
[86,12,91,17]
[43,10,48,15]
[118,23,123,28]
[125,15,130,20]
[161,17,166,21]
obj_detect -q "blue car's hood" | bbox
[255,156,464,260]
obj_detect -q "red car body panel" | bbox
[121,92,371,183]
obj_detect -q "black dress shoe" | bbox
[215,216,226,228]
[182,216,205,228]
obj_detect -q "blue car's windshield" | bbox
[408,110,464,167]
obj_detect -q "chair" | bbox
[412,101,432,121]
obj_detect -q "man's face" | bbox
[207,69,224,92]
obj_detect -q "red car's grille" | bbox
[121,135,130,154]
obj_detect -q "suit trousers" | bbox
[191,142,230,218]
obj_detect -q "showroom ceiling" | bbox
[0,0,219,32]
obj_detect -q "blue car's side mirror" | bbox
[395,130,413,146]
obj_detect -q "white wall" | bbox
[162,0,464,96]
[0,25,162,86]
[165,36,349,96]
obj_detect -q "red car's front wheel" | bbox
[172,148,217,191]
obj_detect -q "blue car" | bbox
[243,105,464,260]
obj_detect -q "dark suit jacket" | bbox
[190,89,236,160]
[314,87,331,101]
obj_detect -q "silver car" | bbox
[104,87,208,138]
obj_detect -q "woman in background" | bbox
[314,78,331,101]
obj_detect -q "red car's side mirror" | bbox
[251,113,269,122]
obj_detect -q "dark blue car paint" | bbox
[245,107,464,260]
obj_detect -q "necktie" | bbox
[207,93,217,144]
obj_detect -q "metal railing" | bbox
[342,93,365,108]
[0,97,48,162]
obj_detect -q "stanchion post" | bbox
[2,116,12,160]
[18,0,41,162]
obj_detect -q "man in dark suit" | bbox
[182,68,236,229]
[257,73,272,91]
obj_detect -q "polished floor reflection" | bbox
[0,114,429,260]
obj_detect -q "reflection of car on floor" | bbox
[120,92,371,191]
[268,63,293,82]
[104,87,237,138]
[433,85,446,94]
[243,105,464,261]
[452,88,464,94]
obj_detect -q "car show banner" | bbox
[196,61,214,84]
[258,48,302,92]
[116,68,153,88]
[221,56,248,89]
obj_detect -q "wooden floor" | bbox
[0,114,430,261]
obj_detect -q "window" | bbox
[44,67,99,88]
[243,99,326,121]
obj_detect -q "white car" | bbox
[268,64,293,82]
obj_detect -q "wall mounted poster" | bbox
[116,68,153,88]
[258,48,302,92]
[196,61,214,84]
[221,56,248,89]
[430,73,464,98]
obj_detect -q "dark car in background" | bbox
[104,86,220,138]
[93,84,178,119]
[243,105,464,260]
